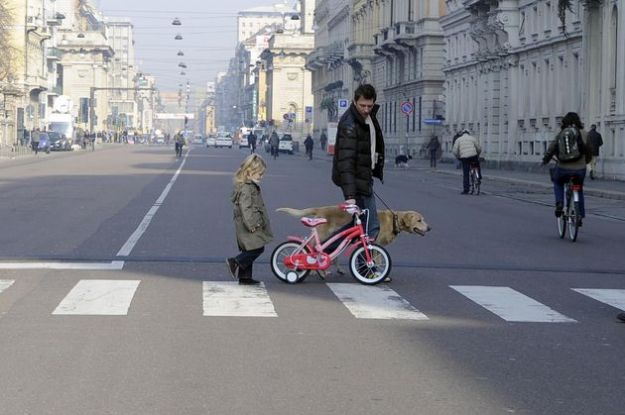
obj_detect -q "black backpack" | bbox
[557,127,584,162]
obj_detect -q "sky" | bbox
[96,0,282,94]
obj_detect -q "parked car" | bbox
[215,133,233,148]
[37,133,51,154]
[192,134,204,145]
[278,134,294,154]
[206,135,216,147]
[48,131,72,151]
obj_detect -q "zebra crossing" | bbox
[1,278,625,322]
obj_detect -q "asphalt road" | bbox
[1,144,624,415]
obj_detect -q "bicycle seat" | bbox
[300,217,328,227]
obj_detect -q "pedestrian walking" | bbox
[426,135,442,168]
[304,134,314,160]
[319,131,327,151]
[31,129,40,155]
[327,83,385,247]
[247,131,257,154]
[226,154,273,285]
[269,131,279,159]
[587,124,603,180]
[452,130,482,194]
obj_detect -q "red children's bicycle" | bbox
[270,203,392,285]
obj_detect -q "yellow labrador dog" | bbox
[276,206,430,246]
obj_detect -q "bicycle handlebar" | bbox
[339,202,361,215]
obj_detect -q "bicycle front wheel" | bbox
[349,244,391,285]
[557,214,566,238]
[567,202,580,242]
[270,241,310,283]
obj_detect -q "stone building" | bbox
[440,0,624,179]
[306,0,351,138]
[370,0,447,157]
[260,29,315,139]
[583,0,625,179]
[307,0,447,156]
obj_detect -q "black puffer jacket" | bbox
[332,103,385,199]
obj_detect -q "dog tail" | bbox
[276,207,317,218]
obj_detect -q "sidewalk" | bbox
[418,158,625,201]
[286,148,625,201]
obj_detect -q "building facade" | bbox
[260,29,315,139]
[440,0,624,179]
[306,0,351,139]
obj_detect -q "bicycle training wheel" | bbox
[270,241,310,283]
[349,244,391,285]
[567,202,580,242]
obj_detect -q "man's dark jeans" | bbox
[461,156,481,192]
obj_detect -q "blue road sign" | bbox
[400,101,414,115]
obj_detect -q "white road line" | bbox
[327,283,428,320]
[573,288,625,311]
[450,285,577,323]
[202,282,277,317]
[0,261,125,270]
[0,280,15,294]
[116,151,189,257]
[53,280,140,315]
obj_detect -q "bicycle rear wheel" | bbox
[270,241,310,283]
[349,244,391,285]
[567,202,580,242]
[557,214,566,238]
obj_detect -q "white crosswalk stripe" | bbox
[573,288,625,311]
[5,278,625,322]
[0,280,15,294]
[202,282,277,317]
[52,280,141,315]
[327,283,428,320]
[450,285,577,323]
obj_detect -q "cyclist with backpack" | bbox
[542,112,593,225]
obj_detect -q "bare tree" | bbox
[0,0,15,81]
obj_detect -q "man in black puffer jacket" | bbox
[331,84,385,239]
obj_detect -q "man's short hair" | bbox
[591,124,597,129]
[354,84,377,102]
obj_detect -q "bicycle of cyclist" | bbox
[174,132,185,158]
[541,112,592,238]
[469,161,481,195]
[270,202,391,285]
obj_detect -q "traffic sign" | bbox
[400,101,414,115]
[338,99,349,117]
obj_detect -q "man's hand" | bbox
[541,155,552,165]
[344,198,356,205]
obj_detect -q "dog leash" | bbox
[373,190,400,236]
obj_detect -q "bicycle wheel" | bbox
[349,244,391,285]
[557,213,566,238]
[469,170,475,194]
[567,201,580,242]
[270,241,310,283]
[475,173,481,195]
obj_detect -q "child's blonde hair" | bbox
[234,154,267,184]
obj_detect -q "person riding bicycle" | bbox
[174,132,185,156]
[541,112,592,226]
[452,129,481,194]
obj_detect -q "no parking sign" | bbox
[400,101,414,115]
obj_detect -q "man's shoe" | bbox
[226,258,239,280]
[576,218,583,227]
[461,191,469,195]
[239,278,261,285]
[554,203,564,217]
[617,312,625,323]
